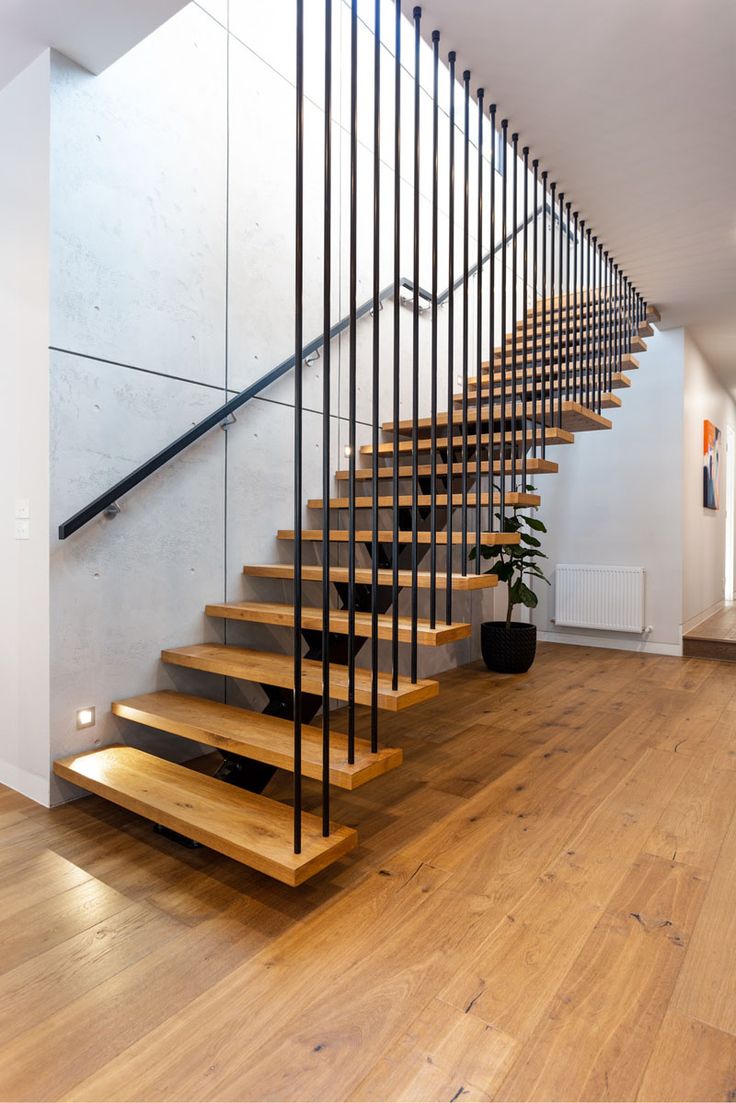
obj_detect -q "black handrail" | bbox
[58,202,548,540]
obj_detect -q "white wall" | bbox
[530,327,686,656]
[682,332,736,630]
[0,53,51,803]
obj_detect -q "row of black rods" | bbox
[292,0,647,852]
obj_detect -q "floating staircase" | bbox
[54,292,656,884]
[52,6,659,885]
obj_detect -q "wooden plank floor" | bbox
[2,643,736,1101]
[683,602,736,661]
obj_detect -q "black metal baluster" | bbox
[369,0,380,752]
[430,28,439,620]
[603,249,610,402]
[521,145,529,488]
[531,159,539,457]
[410,5,421,684]
[548,180,556,435]
[579,220,586,405]
[556,189,564,428]
[391,0,401,692]
[586,227,593,408]
[487,102,497,532]
[293,0,304,854]
[510,132,519,489]
[461,72,471,576]
[446,51,456,624]
[541,172,548,459]
[597,240,603,414]
[499,119,508,521]
[347,0,358,759]
[565,200,571,402]
[572,210,578,403]
[474,87,484,572]
[320,0,332,836]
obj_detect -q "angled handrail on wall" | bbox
[57,205,545,540]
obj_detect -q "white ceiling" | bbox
[404,0,736,384]
[0,0,186,89]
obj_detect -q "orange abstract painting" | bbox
[703,419,721,510]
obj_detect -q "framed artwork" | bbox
[703,419,721,510]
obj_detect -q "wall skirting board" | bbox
[537,630,683,658]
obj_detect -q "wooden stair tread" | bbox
[471,354,640,381]
[454,375,630,403]
[515,317,654,338]
[307,491,541,509]
[360,425,572,457]
[53,745,357,886]
[112,691,401,790]
[383,401,612,436]
[205,601,471,646]
[485,335,647,363]
[336,457,559,480]
[161,643,438,711]
[243,564,499,590]
[276,529,520,546]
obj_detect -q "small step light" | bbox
[343,445,352,457]
[76,706,96,730]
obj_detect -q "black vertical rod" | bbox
[460,72,471,575]
[510,132,519,490]
[565,200,571,401]
[369,0,380,753]
[603,249,610,400]
[446,51,456,624]
[596,239,603,414]
[521,145,529,488]
[579,219,586,405]
[531,159,539,458]
[390,0,401,692]
[556,189,564,428]
[548,181,556,433]
[572,211,578,403]
[499,119,509,522]
[474,87,484,572]
[347,0,358,761]
[320,0,332,836]
[430,29,440,622]
[617,265,623,376]
[591,234,598,411]
[410,5,421,684]
[487,102,497,532]
[540,172,548,460]
[586,227,593,408]
[293,0,304,854]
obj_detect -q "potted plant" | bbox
[470,487,550,674]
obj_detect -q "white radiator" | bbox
[554,565,645,633]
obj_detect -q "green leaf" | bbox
[522,515,547,532]
[524,484,537,493]
[509,579,538,608]
[519,532,542,547]
[491,561,514,582]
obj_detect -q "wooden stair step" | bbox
[53,745,357,886]
[499,331,648,353]
[515,316,653,338]
[454,373,630,404]
[206,601,471,646]
[335,457,559,480]
[452,388,622,410]
[486,334,647,363]
[361,424,572,457]
[276,529,520,546]
[469,356,639,389]
[307,491,541,509]
[384,400,612,436]
[523,294,659,325]
[161,643,438,712]
[112,691,402,790]
[244,563,499,591]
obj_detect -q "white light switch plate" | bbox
[15,520,30,540]
[15,499,30,519]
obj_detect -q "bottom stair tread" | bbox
[53,745,357,886]
[113,691,402,789]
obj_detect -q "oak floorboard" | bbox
[0,643,734,1102]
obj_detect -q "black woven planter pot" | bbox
[481,621,537,674]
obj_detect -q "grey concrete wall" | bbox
[49,1,542,797]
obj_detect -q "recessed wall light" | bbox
[76,707,96,730]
